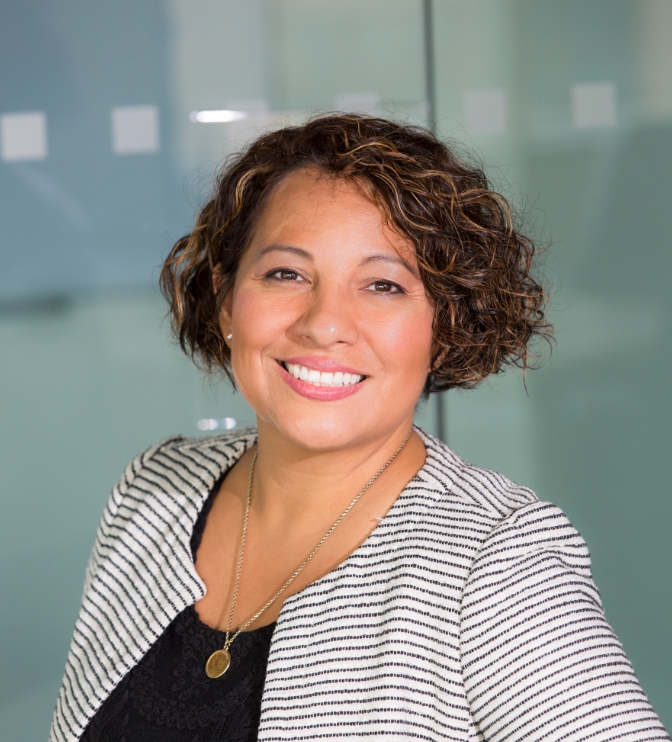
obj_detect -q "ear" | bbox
[220,292,233,333]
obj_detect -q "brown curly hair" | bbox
[160,114,549,393]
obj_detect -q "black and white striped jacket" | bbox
[50,427,669,741]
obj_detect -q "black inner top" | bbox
[81,474,276,742]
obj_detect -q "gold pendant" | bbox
[205,648,231,678]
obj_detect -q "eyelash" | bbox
[266,269,303,282]
[366,280,405,295]
[264,270,405,295]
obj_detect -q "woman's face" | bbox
[222,168,435,451]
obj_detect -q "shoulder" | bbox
[415,426,539,521]
[111,428,257,506]
[84,428,257,589]
[465,499,595,590]
[411,428,590,574]
[129,427,257,474]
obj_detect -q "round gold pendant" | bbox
[205,648,231,678]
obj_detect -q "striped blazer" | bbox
[50,427,669,741]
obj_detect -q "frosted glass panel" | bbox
[433,0,672,722]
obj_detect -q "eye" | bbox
[266,268,304,282]
[367,280,404,294]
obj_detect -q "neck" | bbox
[249,417,421,528]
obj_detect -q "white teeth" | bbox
[284,363,363,388]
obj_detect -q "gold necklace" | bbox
[204,430,412,678]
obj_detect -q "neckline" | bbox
[186,604,277,637]
[186,425,442,629]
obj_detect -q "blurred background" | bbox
[1,0,671,737]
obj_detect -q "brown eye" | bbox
[369,280,402,294]
[268,269,302,281]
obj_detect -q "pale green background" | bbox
[1,1,670,738]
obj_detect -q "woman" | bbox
[51,115,668,741]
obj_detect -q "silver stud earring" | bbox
[226,333,233,340]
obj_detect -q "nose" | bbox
[288,283,358,348]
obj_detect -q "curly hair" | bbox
[160,114,549,393]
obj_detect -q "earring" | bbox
[226,333,233,340]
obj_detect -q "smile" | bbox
[276,359,367,401]
[281,362,364,388]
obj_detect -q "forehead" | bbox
[250,167,417,260]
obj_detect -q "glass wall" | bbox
[433,0,672,724]
[1,1,670,737]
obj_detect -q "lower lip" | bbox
[277,363,365,401]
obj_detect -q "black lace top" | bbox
[81,478,276,742]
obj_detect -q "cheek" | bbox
[372,306,434,380]
[229,286,294,351]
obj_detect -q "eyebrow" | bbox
[360,254,420,279]
[252,244,313,262]
[253,243,419,278]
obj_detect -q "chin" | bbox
[263,407,378,452]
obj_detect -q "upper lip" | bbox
[280,356,367,376]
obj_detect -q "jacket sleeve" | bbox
[50,436,185,742]
[460,500,670,741]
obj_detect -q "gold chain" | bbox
[222,429,412,653]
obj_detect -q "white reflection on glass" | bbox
[111,105,160,155]
[464,89,507,134]
[197,418,237,431]
[0,111,48,162]
[189,110,247,123]
[571,82,617,129]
